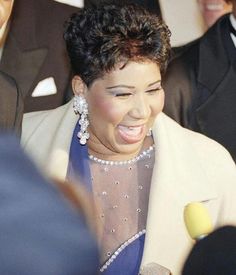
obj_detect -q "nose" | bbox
[129,94,150,119]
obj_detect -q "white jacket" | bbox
[22,100,236,275]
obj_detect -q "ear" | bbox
[72,76,87,97]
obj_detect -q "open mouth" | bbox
[118,125,145,143]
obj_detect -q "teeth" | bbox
[205,3,224,11]
[118,125,142,136]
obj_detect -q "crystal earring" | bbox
[73,95,90,145]
[146,128,152,137]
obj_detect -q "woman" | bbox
[22,3,236,274]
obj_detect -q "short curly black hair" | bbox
[64,2,171,87]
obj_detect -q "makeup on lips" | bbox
[117,124,146,144]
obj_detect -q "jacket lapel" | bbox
[0,0,48,98]
[0,34,48,99]
[195,15,236,158]
[141,113,217,274]
[196,64,236,158]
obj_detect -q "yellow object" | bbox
[184,202,213,240]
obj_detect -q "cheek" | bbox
[89,97,123,125]
[151,91,165,116]
[160,91,165,109]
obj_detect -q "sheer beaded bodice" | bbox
[89,146,155,266]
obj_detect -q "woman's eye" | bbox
[115,93,132,97]
[146,87,162,94]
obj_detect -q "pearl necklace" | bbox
[89,145,155,166]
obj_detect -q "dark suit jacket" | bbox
[0,71,23,135]
[0,132,99,275]
[182,226,236,275]
[128,0,161,15]
[0,0,78,132]
[84,0,161,15]
[163,14,236,162]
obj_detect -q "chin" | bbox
[114,139,145,155]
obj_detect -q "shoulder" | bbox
[171,38,200,61]
[163,42,200,98]
[155,114,236,191]
[169,14,227,65]
[167,39,200,76]
[21,101,76,177]
[154,114,236,225]
[163,41,200,107]
[156,113,235,167]
[22,101,72,145]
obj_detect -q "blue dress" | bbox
[67,120,145,275]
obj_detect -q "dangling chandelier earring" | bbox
[73,95,90,145]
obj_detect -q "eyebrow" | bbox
[147,80,161,87]
[106,80,161,90]
[106,84,134,89]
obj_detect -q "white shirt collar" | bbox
[229,14,236,48]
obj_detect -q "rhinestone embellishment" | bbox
[100,230,146,272]
[89,145,155,166]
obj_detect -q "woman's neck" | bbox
[87,136,154,162]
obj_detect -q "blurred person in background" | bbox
[182,226,236,275]
[85,0,162,15]
[198,0,232,28]
[163,0,236,162]
[0,131,99,275]
[122,0,161,15]
[55,0,162,14]
[0,0,22,133]
[0,0,78,134]
[159,0,231,48]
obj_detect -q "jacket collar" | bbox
[0,35,47,98]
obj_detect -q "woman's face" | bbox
[0,0,14,29]
[74,61,164,159]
